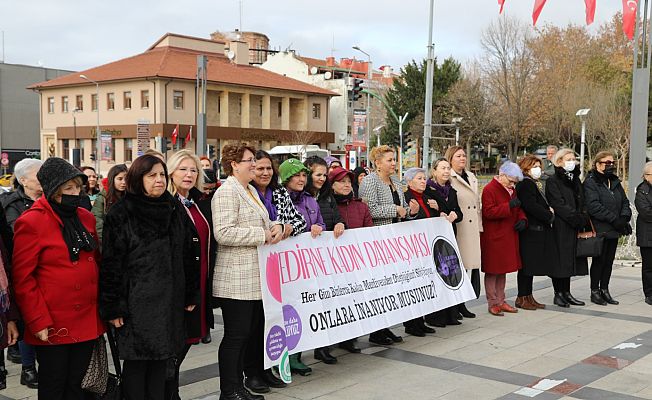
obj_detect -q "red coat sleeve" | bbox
[482,183,512,220]
[12,216,53,335]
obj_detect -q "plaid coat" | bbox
[212,176,274,300]
[358,172,408,226]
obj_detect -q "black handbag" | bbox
[88,327,123,400]
[576,219,604,258]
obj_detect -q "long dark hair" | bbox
[81,166,100,195]
[105,164,128,212]
[126,155,168,195]
[254,150,280,191]
[304,156,331,197]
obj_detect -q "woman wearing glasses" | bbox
[584,151,632,305]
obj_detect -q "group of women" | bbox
[0,141,646,400]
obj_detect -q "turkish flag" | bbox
[499,0,505,13]
[185,126,192,143]
[532,0,547,25]
[585,0,596,25]
[623,0,638,40]
[171,123,179,145]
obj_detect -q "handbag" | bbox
[576,219,604,258]
[81,335,108,394]
[87,327,123,400]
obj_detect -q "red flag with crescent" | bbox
[185,126,192,143]
[532,0,548,25]
[585,0,596,25]
[171,123,179,145]
[499,0,505,13]
[623,0,639,40]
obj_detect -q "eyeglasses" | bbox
[239,158,256,164]
[178,167,198,175]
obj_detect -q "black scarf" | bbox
[334,192,354,204]
[125,191,175,231]
[49,200,97,262]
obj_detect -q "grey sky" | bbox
[0,0,626,73]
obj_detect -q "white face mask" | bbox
[530,166,542,180]
[563,161,576,172]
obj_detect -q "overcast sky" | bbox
[0,0,627,73]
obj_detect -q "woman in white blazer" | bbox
[212,144,283,400]
[445,146,483,319]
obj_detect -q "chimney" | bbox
[230,40,249,65]
[326,56,336,67]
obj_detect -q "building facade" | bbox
[29,33,336,175]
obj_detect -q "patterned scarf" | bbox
[428,178,451,200]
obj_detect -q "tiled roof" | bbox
[29,44,337,97]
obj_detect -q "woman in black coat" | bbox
[99,155,199,400]
[304,156,345,364]
[635,161,652,305]
[424,159,464,328]
[545,148,589,308]
[584,151,632,306]
[515,154,557,310]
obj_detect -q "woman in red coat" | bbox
[481,161,527,316]
[12,157,105,400]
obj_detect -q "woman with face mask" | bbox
[583,151,632,305]
[515,155,558,310]
[545,148,590,307]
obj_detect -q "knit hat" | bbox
[37,157,88,199]
[324,156,342,167]
[203,169,217,184]
[279,158,310,184]
[404,167,427,183]
[328,166,354,183]
[499,161,524,181]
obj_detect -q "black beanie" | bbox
[37,157,88,199]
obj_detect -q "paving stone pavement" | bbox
[4,262,652,400]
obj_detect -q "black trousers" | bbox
[551,277,570,293]
[517,270,534,297]
[641,247,652,298]
[218,298,264,394]
[122,359,167,400]
[166,344,192,400]
[35,340,95,400]
[590,238,619,290]
[426,305,459,326]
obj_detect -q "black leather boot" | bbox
[458,303,476,318]
[243,375,270,394]
[20,365,38,389]
[553,292,570,308]
[314,347,337,364]
[262,368,287,388]
[383,328,403,343]
[600,289,619,305]
[7,345,20,364]
[562,292,585,306]
[338,340,361,353]
[590,289,608,305]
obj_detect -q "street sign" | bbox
[137,120,151,157]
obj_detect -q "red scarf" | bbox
[408,188,430,218]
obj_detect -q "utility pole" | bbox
[422,0,435,170]
[196,55,208,156]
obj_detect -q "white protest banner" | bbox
[258,217,477,369]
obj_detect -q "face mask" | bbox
[60,194,81,208]
[604,166,616,176]
[530,167,542,180]
[563,161,576,172]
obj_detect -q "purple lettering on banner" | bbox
[266,325,287,361]
[283,304,302,350]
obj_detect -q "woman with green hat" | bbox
[279,158,325,376]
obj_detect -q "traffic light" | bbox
[351,78,364,101]
[90,153,96,162]
[207,144,216,159]
[402,131,413,146]
[163,137,172,153]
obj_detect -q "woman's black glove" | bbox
[514,219,527,232]
[509,198,521,208]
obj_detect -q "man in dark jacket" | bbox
[584,151,632,306]
[635,163,652,305]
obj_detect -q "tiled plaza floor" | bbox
[4,261,652,400]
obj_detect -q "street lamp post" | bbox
[71,108,81,167]
[79,74,100,174]
[398,112,409,179]
[373,125,384,147]
[576,108,591,179]
[353,46,372,166]
[452,117,463,145]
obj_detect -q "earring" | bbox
[235,169,240,174]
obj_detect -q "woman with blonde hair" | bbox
[166,149,216,400]
[359,145,418,345]
[444,145,481,318]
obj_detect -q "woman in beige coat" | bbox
[212,144,283,400]
[445,145,482,318]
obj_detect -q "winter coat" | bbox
[336,197,373,229]
[635,180,652,248]
[179,187,216,338]
[316,191,344,231]
[424,184,464,236]
[449,169,482,270]
[516,177,558,276]
[584,170,632,239]
[480,178,526,275]
[12,196,105,346]
[91,190,106,241]
[212,176,275,301]
[99,191,199,360]
[358,172,409,226]
[0,206,18,349]
[545,166,589,278]
[289,190,326,232]
[1,186,35,230]
[271,186,306,236]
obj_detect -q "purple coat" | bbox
[289,190,326,233]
